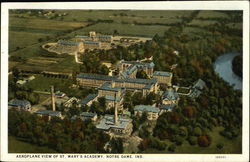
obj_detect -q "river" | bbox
[213,52,242,90]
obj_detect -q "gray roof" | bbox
[77,73,117,81]
[8,99,30,107]
[80,112,97,117]
[96,115,131,130]
[99,82,121,92]
[121,60,155,68]
[188,89,202,98]
[159,104,176,110]
[104,95,121,101]
[153,71,172,77]
[121,65,137,78]
[193,79,206,90]
[77,73,157,85]
[78,94,98,105]
[75,35,89,38]
[97,35,112,38]
[57,40,79,45]
[34,110,61,117]
[134,105,160,113]
[116,78,157,85]
[162,89,179,101]
[83,40,100,45]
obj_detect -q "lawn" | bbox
[24,75,72,92]
[8,136,57,153]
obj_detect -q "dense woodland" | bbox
[8,10,243,153]
[232,55,243,78]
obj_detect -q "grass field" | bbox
[8,136,57,153]
[54,10,192,23]
[196,10,229,19]
[25,75,71,92]
[70,23,171,37]
[9,16,88,52]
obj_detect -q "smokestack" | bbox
[51,86,56,111]
[114,93,118,125]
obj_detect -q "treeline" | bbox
[232,55,242,78]
[8,109,110,153]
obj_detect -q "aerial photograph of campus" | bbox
[8,9,243,154]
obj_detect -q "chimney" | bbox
[114,93,118,125]
[111,80,115,88]
[51,86,56,111]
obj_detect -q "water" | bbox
[213,52,242,90]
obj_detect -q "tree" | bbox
[168,144,176,152]
[110,137,124,153]
[136,69,148,79]
[193,127,202,136]
[188,136,197,145]
[198,135,211,147]
[216,143,224,150]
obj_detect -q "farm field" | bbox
[8,10,240,76]
[9,16,88,52]
[69,23,171,37]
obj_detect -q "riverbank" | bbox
[213,52,242,90]
[232,55,243,78]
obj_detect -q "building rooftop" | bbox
[188,89,202,98]
[83,40,100,45]
[162,89,179,101]
[75,35,90,38]
[120,65,137,79]
[99,82,121,92]
[121,60,155,68]
[97,35,112,38]
[57,40,80,46]
[78,94,98,106]
[77,73,117,81]
[193,79,206,90]
[104,95,121,102]
[34,110,61,117]
[153,71,172,77]
[96,115,131,130]
[80,112,97,117]
[8,99,31,107]
[134,105,160,113]
[159,104,176,111]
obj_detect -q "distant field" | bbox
[9,16,88,52]
[9,136,57,153]
[188,19,218,27]
[9,31,50,52]
[70,23,170,37]
[55,10,192,23]
[196,10,229,19]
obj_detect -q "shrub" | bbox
[216,143,224,149]
[198,135,211,147]
[188,136,197,145]
[168,144,176,152]
[193,127,202,136]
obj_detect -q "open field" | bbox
[54,10,192,23]
[196,10,229,19]
[70,23,170,37]
[9,16,89,52]
[8,136,57,153]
